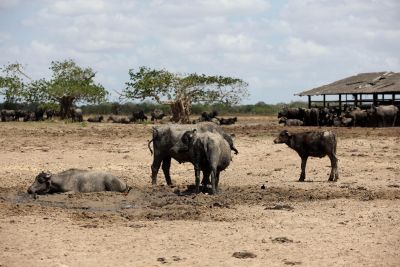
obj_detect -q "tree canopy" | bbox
[123,66,249,123]
[1,60,108,117]
[0,63,27,103]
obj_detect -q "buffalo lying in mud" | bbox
[27,169,130,194]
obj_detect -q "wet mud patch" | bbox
[1,183,398,221]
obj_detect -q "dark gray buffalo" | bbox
[87,115,104,122]
[148,122,238,186]
[27,169,130,194]
[278,107,304,120]
[170,130,231,194]
[274,130,339,182]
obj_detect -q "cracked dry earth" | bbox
[0,116,399,266]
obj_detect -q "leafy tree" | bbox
[0,63,28,104]
[26,59,108,118]
[123,66,249,123]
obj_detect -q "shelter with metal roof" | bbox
[296,72,400,110]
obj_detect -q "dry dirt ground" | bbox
[0,116,399,266]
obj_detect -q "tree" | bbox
[123,66,249,123]
[26,59,108,118]
[0,63,28,104]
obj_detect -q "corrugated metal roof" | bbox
[297,72,400,96]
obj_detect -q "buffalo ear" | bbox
[152,127,158,136]
[283,130,291,137]
[187,129,196,141]
[43,171,52,180]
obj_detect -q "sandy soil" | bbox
[0,116,399,266]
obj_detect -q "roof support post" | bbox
[339,94,342,112]
[308,95,311,109]
[373,93,378,106]
[359,94,362,107]
[353,94,358,107]
[323,95,326,108]
[393,93,395,105]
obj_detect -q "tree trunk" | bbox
[170,98,191,124]
[59,96,75,119]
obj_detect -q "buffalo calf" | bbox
[274,130,339,182]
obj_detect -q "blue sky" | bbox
[1,0,399,104]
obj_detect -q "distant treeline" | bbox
[0,101,308,116]
[80,101,308,115]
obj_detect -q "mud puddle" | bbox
[1,183,398,221]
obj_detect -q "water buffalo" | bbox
[274,130,338,182]
[344,108,368,127]
[87,115,104,123]
[27,169,130,194]
[151,109,166,122]
[148,122,238,186]
[303,108,320,126]
[200,111,218,122]
[23,112,36,122]
[129,110,148,122]
[170,130,231,194]
[218,117,237,125]
[278,107,304,120]
[70,108,83,122]
[1,109,16,121]
[278,117,303,126]
[367,105,398,127]
[45,109,56,120]
[108,115,130,124]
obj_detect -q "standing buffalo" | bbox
[70,108,83,122]
[344,108,368,127]
[367,105,398,127]
[27,169,130,194]
[274,130,339,182]
[278,107,304,120]
[148,122,238,186]
[303,108,320,126]
[170,130,231,194]
[129,110,148,122]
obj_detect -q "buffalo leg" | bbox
[201,170,211,191]
[151,156,163,185]
[194,166,201,194]
[211,169,217,195]
[299,156,308,182]
[216,170,221,192]
[328,154,339,181]
[161,156,173,186]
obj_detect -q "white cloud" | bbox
[0,0,399,104]
[286,38,330,57]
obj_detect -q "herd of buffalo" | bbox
[278,104,399,127]
[7,104,395,196]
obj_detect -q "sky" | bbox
[0,0,399,104]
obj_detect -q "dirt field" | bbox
[0,116,399,266]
